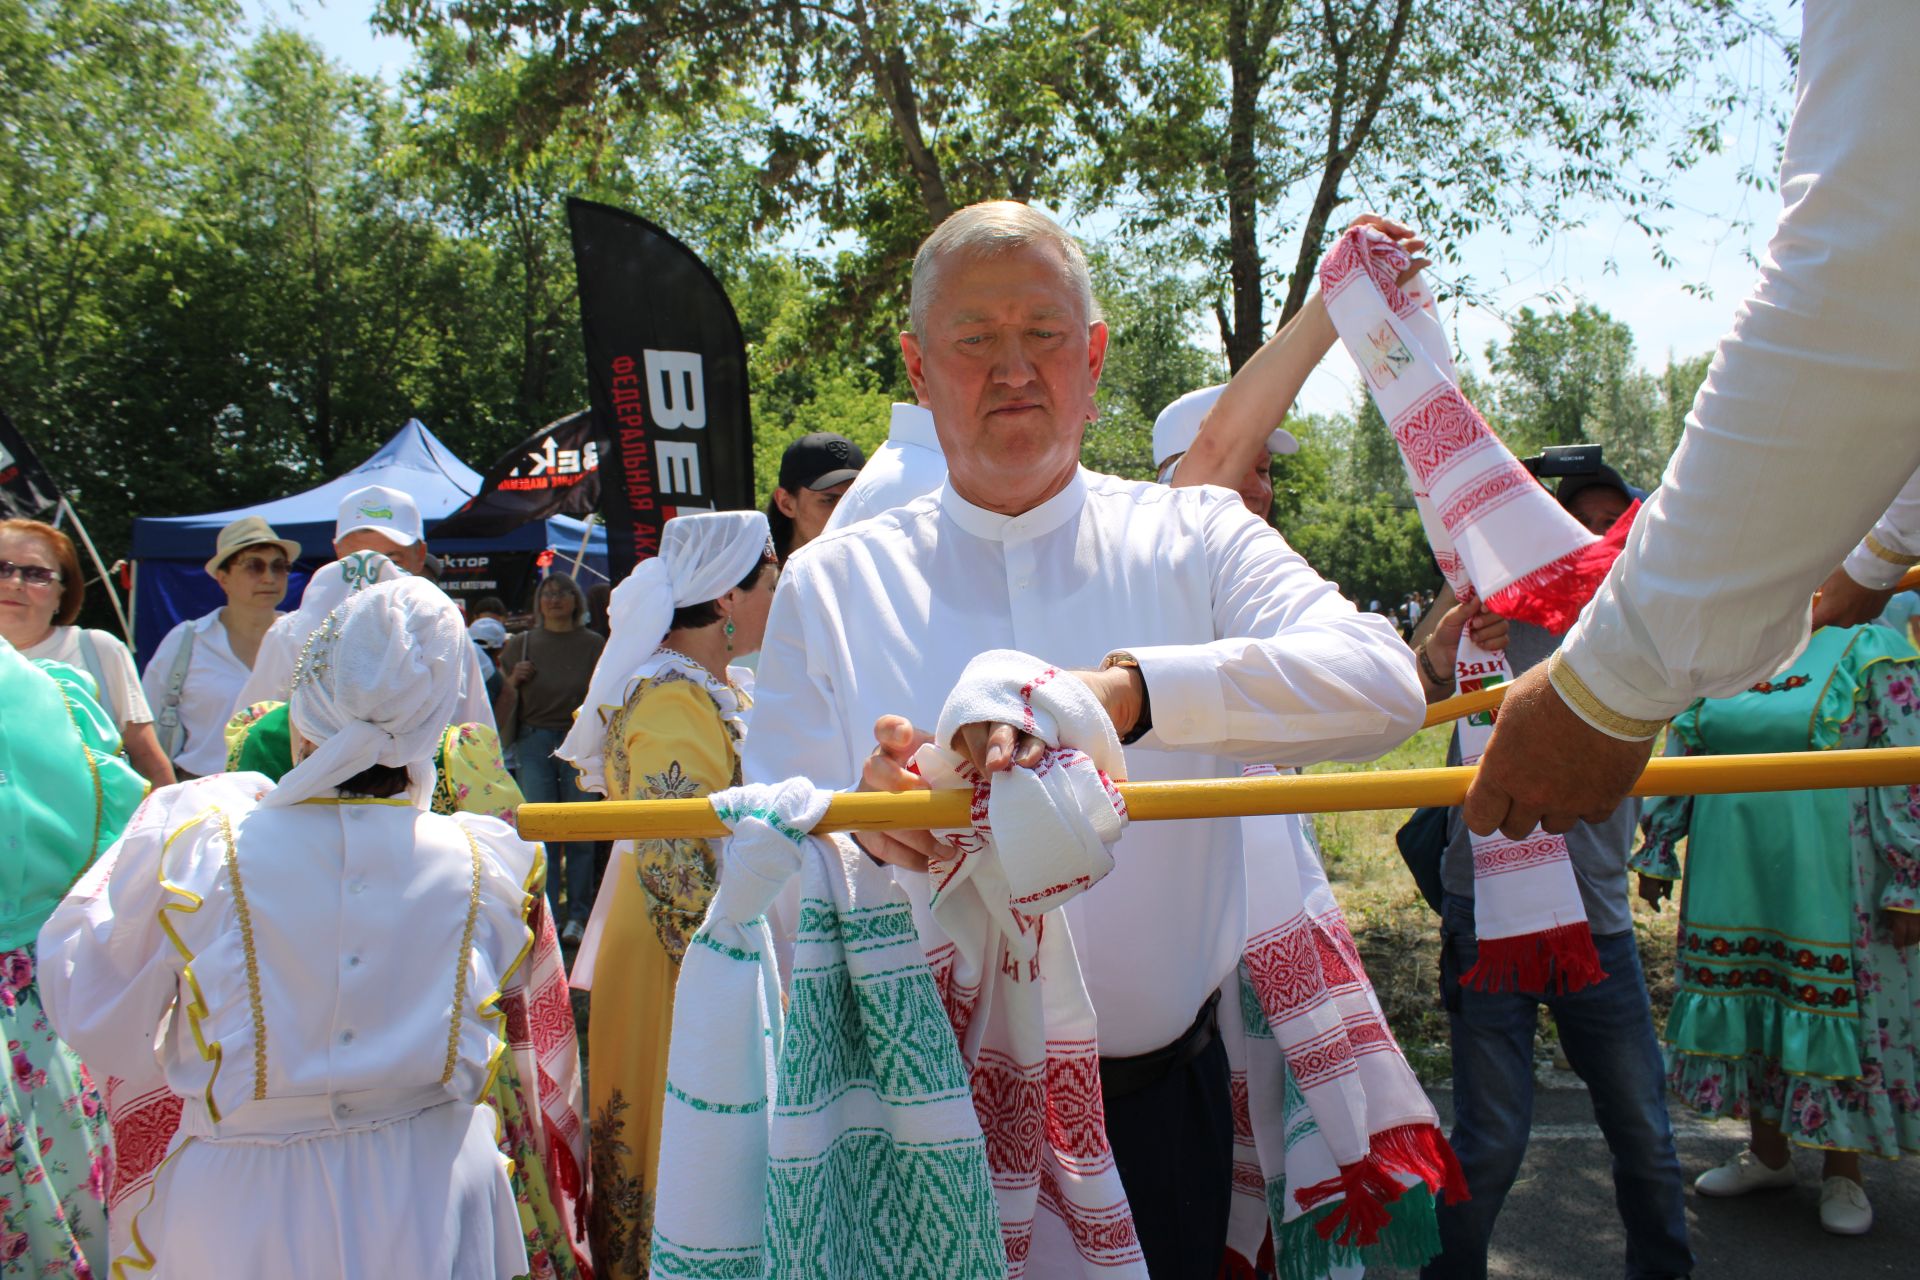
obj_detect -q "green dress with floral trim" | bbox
[1634,623,1920,1157]
[0,648,146,1278]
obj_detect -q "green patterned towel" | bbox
[650,779,1004,1280]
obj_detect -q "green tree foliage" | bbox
[1290,497,1434,608]
[395,30,770,458]
[1344,391,1410,506]
[1081,248,1227,483]
[0,0,234,517]
[1487,303,1703,490]
[1074,0,1789,369]
[374,0,1098,363]
[0,0,1763,624]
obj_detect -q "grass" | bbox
[1308,726,1680,1084]
[1308,726,1457,1081]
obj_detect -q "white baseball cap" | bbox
[335,484,423,548]
[468,617,508,650]
[1151,384,1300,470]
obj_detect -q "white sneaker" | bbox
[1819,1176,1872,1235]
[1694,1147,1796,1197]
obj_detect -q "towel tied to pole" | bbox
[1320,225,1636,994]
[649,778,1005,1279]
[913,650,1463,1276]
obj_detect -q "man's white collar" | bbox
[888,402,942,453]
[938,467,1088,543]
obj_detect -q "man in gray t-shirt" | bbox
[1410,471,1693,1280]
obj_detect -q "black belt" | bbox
[1097,991,1221,1100]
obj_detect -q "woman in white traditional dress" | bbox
[38,576,541,1278]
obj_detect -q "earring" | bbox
[724,618,736,652]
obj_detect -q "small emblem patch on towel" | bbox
[1363,321,1413,387]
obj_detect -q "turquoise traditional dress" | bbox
[1634,623,1920,1158]
[0,644,145,1276]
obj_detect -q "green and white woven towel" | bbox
[649,777,1005,1280]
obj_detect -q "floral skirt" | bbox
[493,1045,584,1279]
[1666,816,1920,1159]
[0,945,108,1278]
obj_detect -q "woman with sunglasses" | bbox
[0,518,174,788]
[140,516,302,781]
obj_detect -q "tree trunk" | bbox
[1220,0,1265,372]
[848,1,953,227]
[1277,0,1414,327]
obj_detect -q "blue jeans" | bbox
[512,725,598,927]
[1423,894,1692,1280]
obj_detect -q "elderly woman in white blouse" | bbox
[141,515,301,780]
[39,576,541,1278]
[0,517,174,787]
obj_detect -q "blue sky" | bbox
[244,0,1800,417]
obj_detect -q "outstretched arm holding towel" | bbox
[1466,2,1920,838]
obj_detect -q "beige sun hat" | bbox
[205,515,303,577]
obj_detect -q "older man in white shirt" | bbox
[746,200,1425,1275]
[1467,0,1920,838]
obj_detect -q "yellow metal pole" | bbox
[515,746,1920,842]
[1422,564,1920,728]
[1422,684,1507,728]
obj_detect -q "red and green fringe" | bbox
[1271,1182,1446,1280]
[1254,1120,1472,1280]
[1461,921,1608,994]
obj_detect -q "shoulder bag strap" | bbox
[75,628,109,703]
[155,623,197,757]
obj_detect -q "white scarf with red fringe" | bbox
[1319,225,1632,993]
[1221,777,1464,1280]
[914,651,1147,1276]
[916,653,1462,1277]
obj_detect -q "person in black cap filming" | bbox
[766,431,866,562]
[1407,447,1692,1280]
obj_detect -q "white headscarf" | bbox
[262,577,467,808]
[556,510,771,794]
[288,550,404,643]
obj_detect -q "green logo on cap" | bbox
[359,505,394,520]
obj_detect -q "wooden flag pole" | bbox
[516,745,1920,842]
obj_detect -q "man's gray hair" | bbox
[909,201,1102,337]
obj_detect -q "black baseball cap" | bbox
[1556,464,1644,508]
[778,432,866,492]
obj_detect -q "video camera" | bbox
[1518,443,1604,479]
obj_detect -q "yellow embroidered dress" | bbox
[577,652,749,1279]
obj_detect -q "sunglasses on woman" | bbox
[0,560,61,587]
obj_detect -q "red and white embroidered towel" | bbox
[916,650,1148,1277]
[1319,226,1605,992]
[1225,776,1464,1278]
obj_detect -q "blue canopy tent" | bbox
[129,420,607,665]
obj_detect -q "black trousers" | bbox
[1102,1024,1235,1278]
